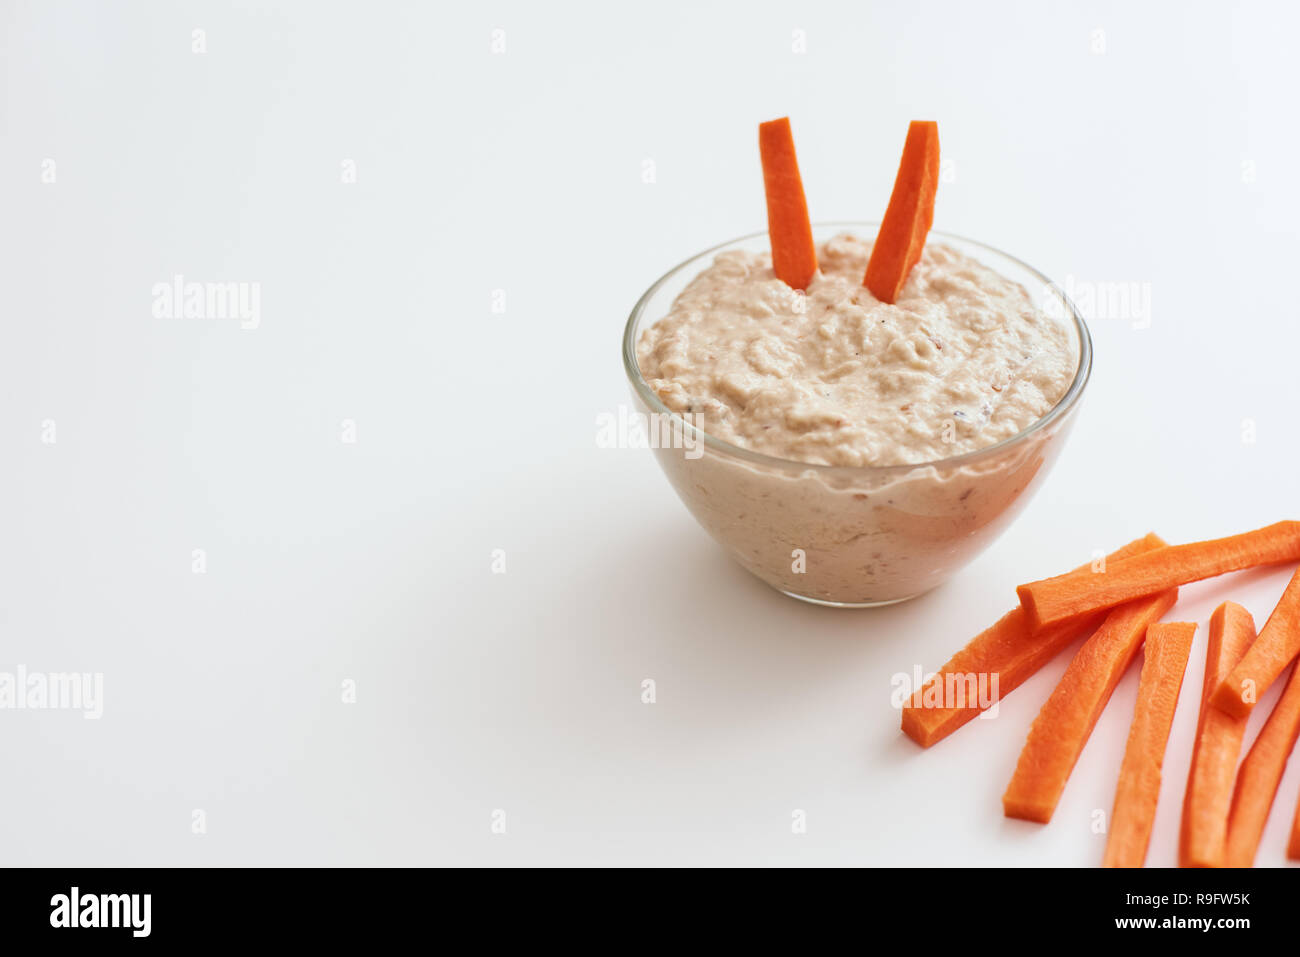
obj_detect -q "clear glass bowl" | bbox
[622,223,1092,607]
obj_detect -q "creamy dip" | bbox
[637,234,1076,467]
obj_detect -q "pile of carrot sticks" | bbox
[903,521,1300,867]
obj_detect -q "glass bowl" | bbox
[622,222,1092,607]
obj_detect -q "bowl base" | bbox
[776,588,925,609]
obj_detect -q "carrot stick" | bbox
[1179,602,1256,867]
[1003,587,1179,824]
[1210,567,1300,718]
[1017,521,1300,631]
[1291,779,1300,860]
[758,117,818,291]
[1223,663,1300,866]
[863,120,939,304]
[1102,622,1196,868]
[902,533,1165,747]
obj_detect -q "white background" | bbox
[3,0,1299,866]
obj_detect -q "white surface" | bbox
[3,0,1299,866]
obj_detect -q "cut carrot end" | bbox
[758,117,818,291]
[864,120,939,304]
[1016,585,1043,631]
[899,709,936,748]
[1209,681,1254,719]
[1002,797,1053,825]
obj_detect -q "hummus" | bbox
[637,234,1075,467]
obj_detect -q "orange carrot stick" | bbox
[1211,567,1300,718]
[1102,622,1196,868]
[1179,602,1256,867]
[1223,663,1300,866]
[1291,779,1300,860]
[758,117,818,291]
[863,120,939,304]
[1003,587,1179,824]
[1017,521,1300,631]
[902,534,1165,747]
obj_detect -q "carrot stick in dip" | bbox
[1223,663,1300,866]
[1180,602,1255,867]
[1211,567,1300,718]
[902,534,1165,747]
[1102,622,1195,868]
[863,120,939,304]
[1003,587,1178,824]
[758,117,818,291]
[1016,521,1300,631]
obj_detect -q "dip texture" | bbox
[637,234,1076,467]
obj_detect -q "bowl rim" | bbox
[622,221,1093,476]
